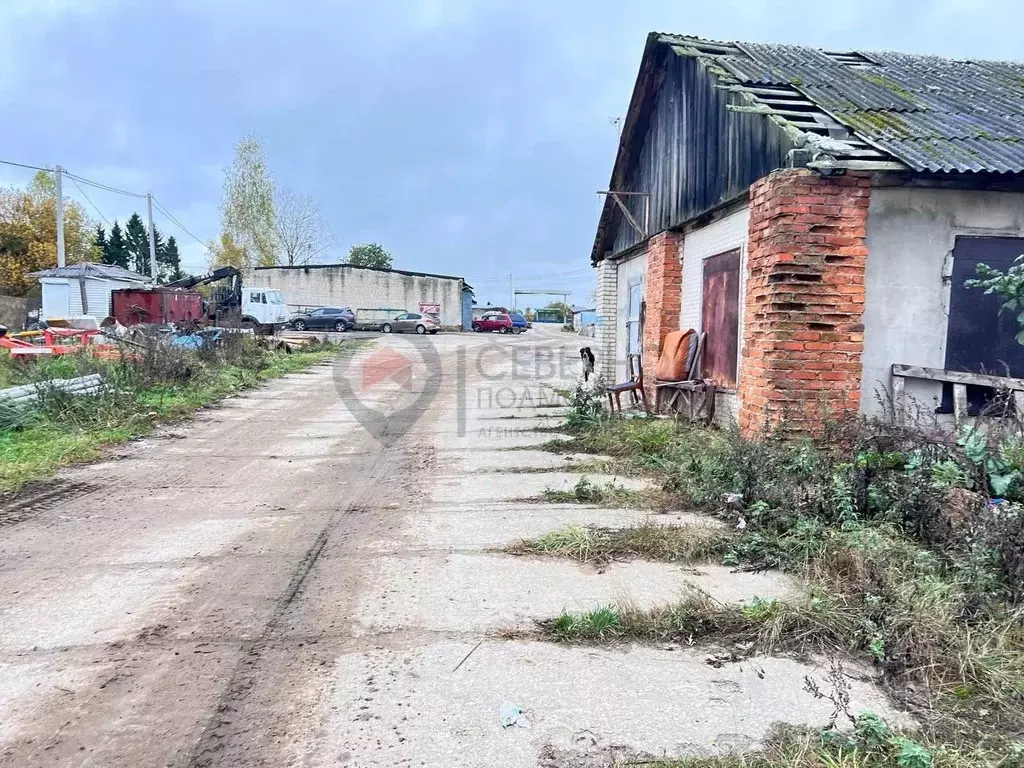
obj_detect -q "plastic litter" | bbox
[499,702,531,729]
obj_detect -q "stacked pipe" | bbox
[0,374,106,406]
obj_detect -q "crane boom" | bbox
[166,266,241,289]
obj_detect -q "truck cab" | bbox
[242,288,289,332]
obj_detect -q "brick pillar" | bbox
[738,169,871,436]
[594,258,618,384]
[642,232,682,403]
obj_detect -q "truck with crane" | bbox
[111,266,289,334]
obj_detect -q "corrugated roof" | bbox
[658,33,1024,173]
[33,262,150,282]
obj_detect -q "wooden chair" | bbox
[607,353,649,413]
[654,331,716,423]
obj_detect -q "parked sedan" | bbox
[472,312,516,334]
[380,312,440,335]
[290,307,356,332]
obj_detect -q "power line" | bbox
[64,171,146,199]
[67,175,111,227]
[151,197,211,252]
[0,158,50,173]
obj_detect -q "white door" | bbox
[43,281,70,319]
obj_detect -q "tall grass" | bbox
[548,412,1024,746]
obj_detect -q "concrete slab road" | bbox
[0,324,901,767]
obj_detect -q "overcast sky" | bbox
[1,0,1022,305]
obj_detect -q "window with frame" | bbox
[942,236,1024,414]
[626,277,643,359]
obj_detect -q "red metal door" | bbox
[701,250,741,388]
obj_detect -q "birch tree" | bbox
[220,134,277,267]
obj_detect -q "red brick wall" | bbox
[642,231,682,402]
[738,169,871,435]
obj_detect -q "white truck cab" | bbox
[242,288,289,332]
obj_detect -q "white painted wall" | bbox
[594,259,618,383]
[41,277,144,319]
[861,187,1024,418]
[248,265,468,329]
[613,251,646,382]
[680,205,750,423]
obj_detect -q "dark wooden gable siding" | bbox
[605,47,796,257]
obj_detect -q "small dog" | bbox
[579,347,596,381]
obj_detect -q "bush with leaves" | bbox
[564,374,607,430]
[965,255,1024,345]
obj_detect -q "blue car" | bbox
[508,312,529,333]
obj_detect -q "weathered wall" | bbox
[738,169,871,435]
[642,232,682,401]
[250,265,468,329]
[595,260,618,383]
[861,186,1024,417]
[605,47,795,257]
[680,205,750,424]
[0,295,36,330]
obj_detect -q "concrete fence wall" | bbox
[248,265,469,329]
[0,295,37,331]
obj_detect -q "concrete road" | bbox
[0,325,899,767]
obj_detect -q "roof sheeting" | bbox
[659,33,1024,173]
[33,262,150,282]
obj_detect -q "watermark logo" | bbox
[335,335,580,442]
[333,337,441,442]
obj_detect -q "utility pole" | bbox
[508,272,514,312]
[146,192,158,281]
[55,166,66,268]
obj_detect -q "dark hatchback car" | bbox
[290,307,356,332]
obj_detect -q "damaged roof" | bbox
[662,33,1024,173]
[33,262,150,282]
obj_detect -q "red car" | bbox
[472,312,517,334]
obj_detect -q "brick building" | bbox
[593,33,1024,433]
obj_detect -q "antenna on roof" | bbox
[609,116,622,137]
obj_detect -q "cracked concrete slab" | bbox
[313,640,904,768]
[350,553,797,633]
[365,504,722,551]
[429,472,654,504]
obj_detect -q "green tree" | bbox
[208,231,248,270]
[221,134,277,268]
[125,213,150,276]
[0,170,98,295]
[158,235,185,283]
[347,242,392,269]
[93,224,107,258]
[105,221,129,269]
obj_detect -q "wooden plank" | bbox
[891,363,1024,391]
[953,383,969,426]
[891,375,906,426]
[716,85,802,97]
